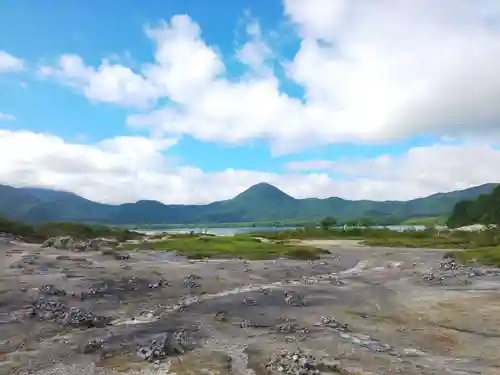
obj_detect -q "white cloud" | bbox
[285,142,500,199]
[0,51,24,72]
[39,55,160,108]
[38,3,500,152]
[1,130,499,204]
[285,0,500,141]
[236,18,272,73]
[0,112,16,121]
[143,15,225,104]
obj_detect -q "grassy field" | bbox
[247,226,500,250]
[123,234,328,260]
[245,227,367,240]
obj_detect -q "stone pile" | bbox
[183,274,202,289]
[321,316,350,332]
[83,338,106,353]
[214,309,228,321]
[243,296,257,306]
[42,236,75,250]
[40,284,67,296]
[80,283,108,299]
[239,320,268,328]
[29,297,111,328]
[113,253,130,260]
[136,330,188,362]
[421,257,500,285]
[239,320,255,328]
[41,236,118,251]
[284,291,308,306]
[243,261,252,272]
[265,349,322,375]
[272,322,309,335]
[148,279,170,289]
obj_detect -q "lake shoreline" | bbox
[137,225,427,236]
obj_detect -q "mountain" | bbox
[0,182,497,225]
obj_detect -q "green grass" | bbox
[400,216,447,226]
[247,226,500,250]
[445,246,500,267]
[245,227,367,240]
[362,228,500,249]
[0,217,143,243]
[362,236,470,248]
[123,234,328,260]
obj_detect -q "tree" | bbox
[320,216,337,230]
[358,216,375,227]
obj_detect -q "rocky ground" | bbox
[1,237,500,375]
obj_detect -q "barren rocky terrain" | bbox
[1,237,500,375]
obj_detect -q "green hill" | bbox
[447,184,500,228]
[0,182,497,225]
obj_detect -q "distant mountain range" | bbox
[0,182,497,225]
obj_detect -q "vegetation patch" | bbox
[124,234,326,260]
[247,225,500,250]
[245,227,367,240]
[0,217,143,243]
[400,216,447,226]
[445,246,500,267]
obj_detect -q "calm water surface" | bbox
[140,225,426,236]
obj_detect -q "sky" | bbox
[1,0,500,205]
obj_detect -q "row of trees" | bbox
[447,185,500,228]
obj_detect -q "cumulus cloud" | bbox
[0,51,24,73]
[285,142,500,198]
[39,55,160,108]
[0,112,16,121]
[1,130,499,204]
[37,3,500,151]
[236,17,273,73]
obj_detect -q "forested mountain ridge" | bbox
[0,182,497,225]
[447,184,500,228]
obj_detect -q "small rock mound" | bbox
[421,257,500,285]
[41,236,75,250]
[266,349,325,375]
[321,316,350,332]
[136,330,188,362]
[29,297,111,328]
[284,291,308,306]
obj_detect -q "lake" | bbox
[139,225,426,236]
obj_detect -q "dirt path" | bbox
[0,239,499,374]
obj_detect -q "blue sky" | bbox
[1,0,500,204]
